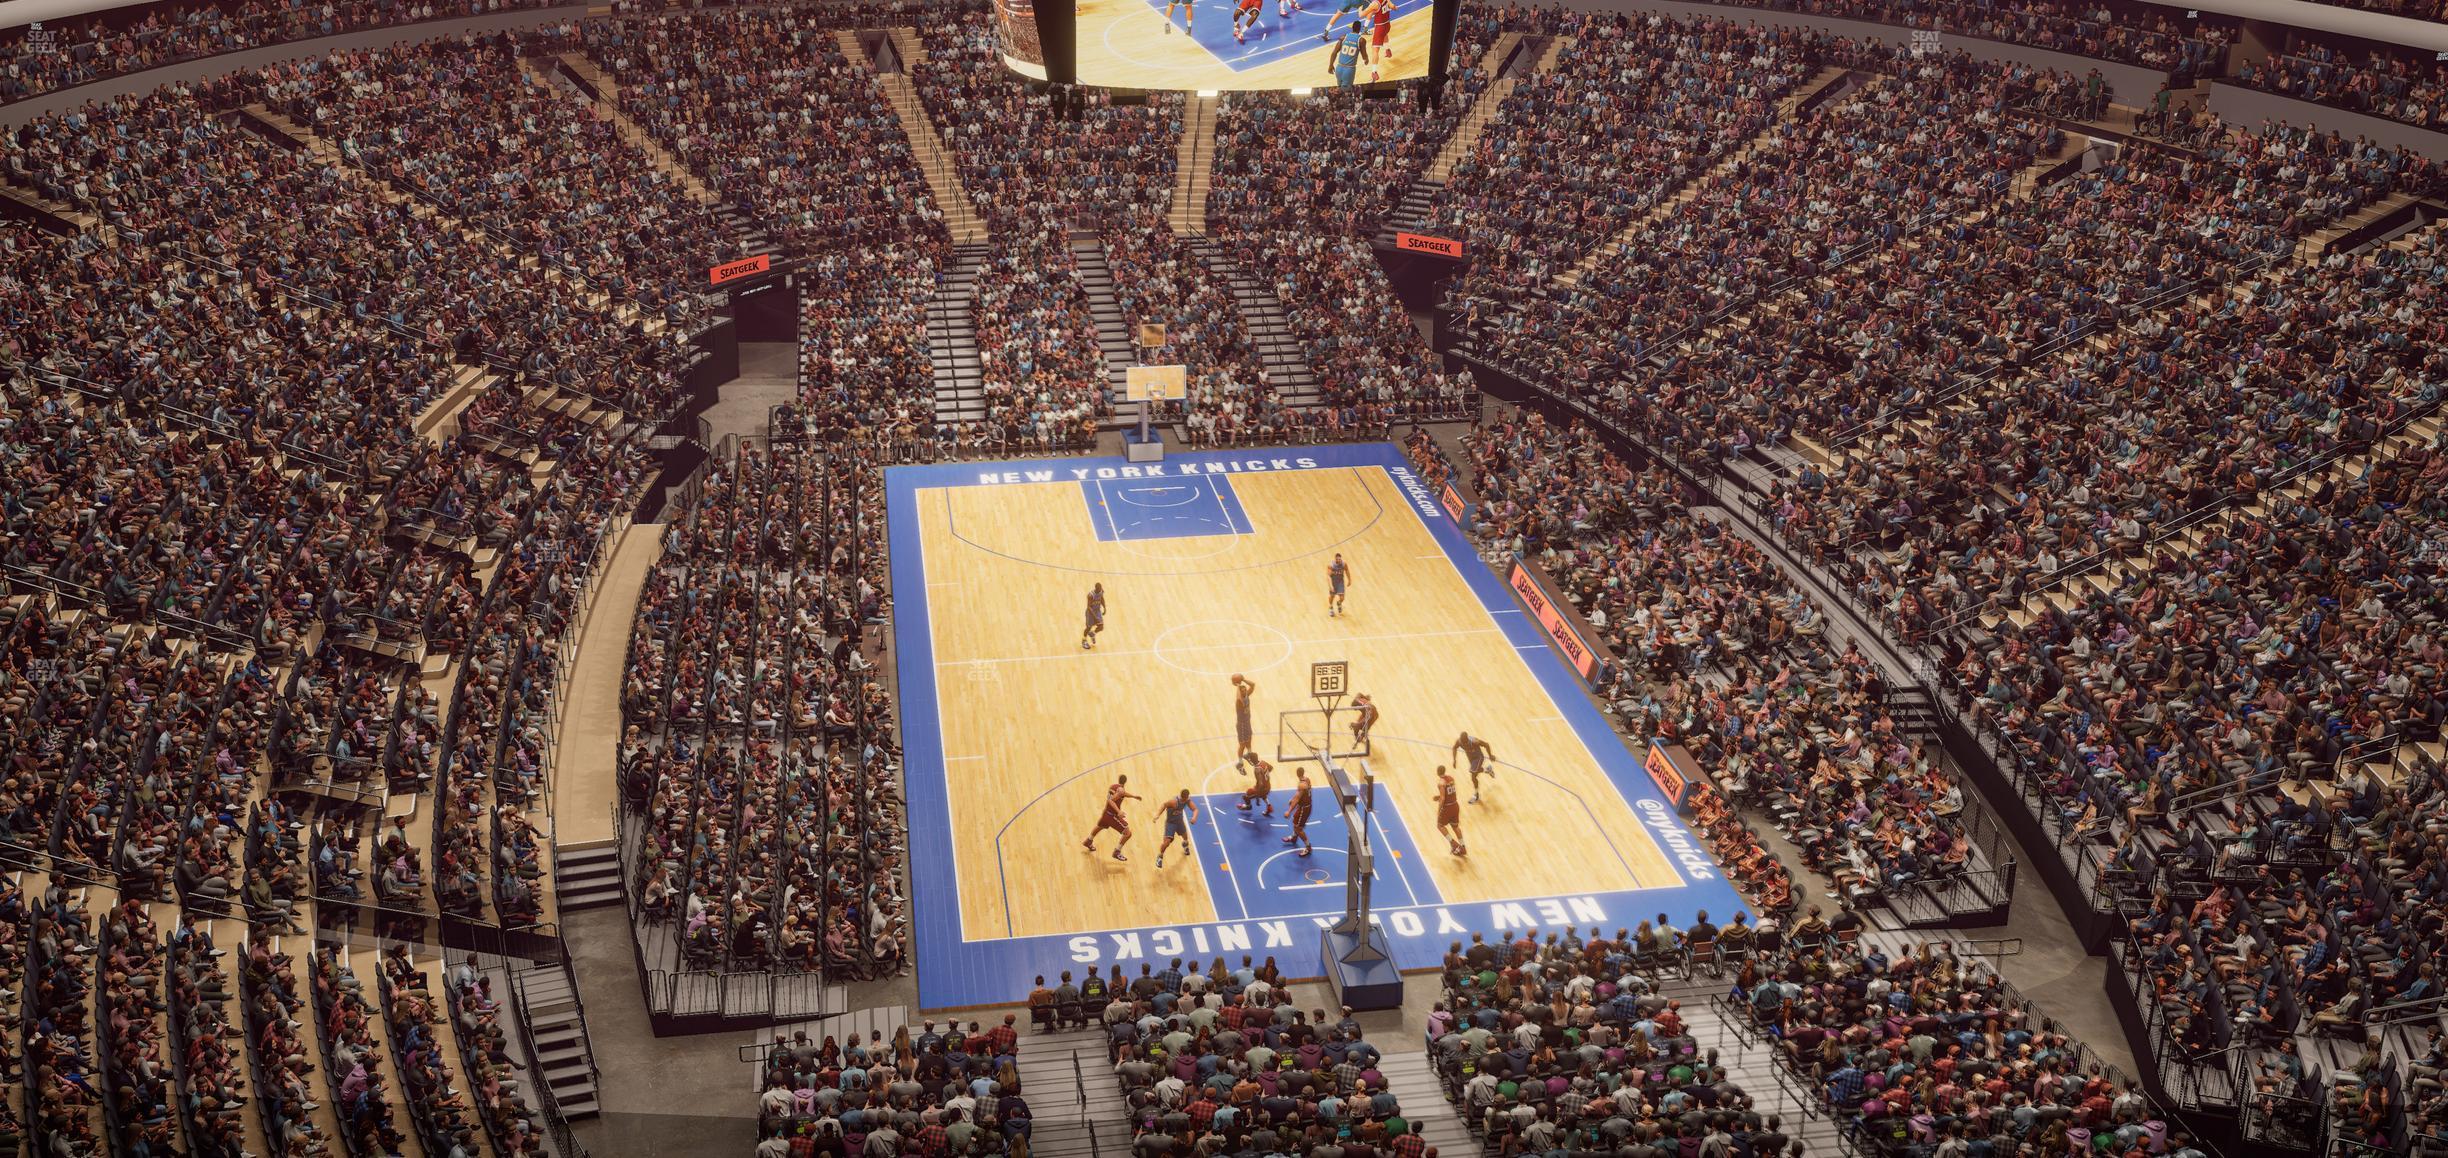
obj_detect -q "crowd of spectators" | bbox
[0,0,558,106]
[577,6,951,254]
[914,13,1177,233]
[1732,933,2194,1158]
[622,443,907,979]
[1713,0,2233,78]
[310,942,410,1154]
[256,30,732,326]
[1457,413,1977,909]
[27,884,101,1157]
[1206,84,1464,239]
[446,959,549,1154]
[1429,923,1782,1157]
[241,936,341,1157]
[754,1019,1032,1158]
[1770,217,2447,640]
[787,244,941,448]
[167,915,256,1158]
[2238,47,2448,132]
[1494,45,2069,382]
[374,943,503,1155]
[1427,11,1818,302]
[99,896,183,1155]
[1069,957,1436,1158]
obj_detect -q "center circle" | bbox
[1150,619,1294,677]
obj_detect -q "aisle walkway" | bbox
[554,521,668,846]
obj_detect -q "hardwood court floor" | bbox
[915,463,1684,942]
[1072,0,1435,89]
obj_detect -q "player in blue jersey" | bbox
[1320,0,1365,40]
[1327,19,1371,88]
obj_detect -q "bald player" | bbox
[1452,731,1497,804]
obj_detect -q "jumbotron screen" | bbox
[1072,0,1437,90]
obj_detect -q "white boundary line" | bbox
[1371,811,1424,907]
[935,624,1502,667]
[1368,468,1679,895]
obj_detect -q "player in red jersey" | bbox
[1363,0,1393,79]
[1233,0,1262,42]
[1434,767,1465,856]
[1082,775,1142,861]
[1238,753,1275,817]
[1281,768,1316,856]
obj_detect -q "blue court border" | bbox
[888,444,1748,1009]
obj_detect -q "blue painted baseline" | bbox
[887,444,1748,1009]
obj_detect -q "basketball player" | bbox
[1155,789,1199,869]
[1164,0,1194,35]
[1434,767,1465,856]
[1233,0,1262,43]
[1326,553,1351,617]
[1281,768,1315,856]
[1319,0,1365,41]
[1326,19,1371,88]
[1452,730,1497,803]
[1238,752,1275,817]
[1081,582,1107,650]
[1348,693,1378,748]
[1083,775,1141,860]
[1231,673,1256,757]
[1362,0,1393,80]
[1276,0,1301,19]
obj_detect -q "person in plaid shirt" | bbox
[987,1014,1019,1059]
[1389,1126,1431,1158]
[911,1116,950,1158]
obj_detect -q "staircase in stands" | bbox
[0,178,101,235]
[552,843,622,912]
[510,959,606,1119]
[1374,33,1567,249]
[1186,239,1322,407]
[1376,1053,1478,1157]
[1068,236,1144,397]
[1170,94,1220,235]
[930,243,994,427]
[863,28,990,245]
[1016,1028,1133,1158]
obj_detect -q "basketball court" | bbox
[889,443,1746,1008]
[1072,0,1436,89]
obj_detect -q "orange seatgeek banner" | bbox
[1508,559,1599,683]
[709,254,773,286]
[1395,232,1464,260]
[1645,741,1696,810]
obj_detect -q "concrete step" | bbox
[1377,1052,1475,1156]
